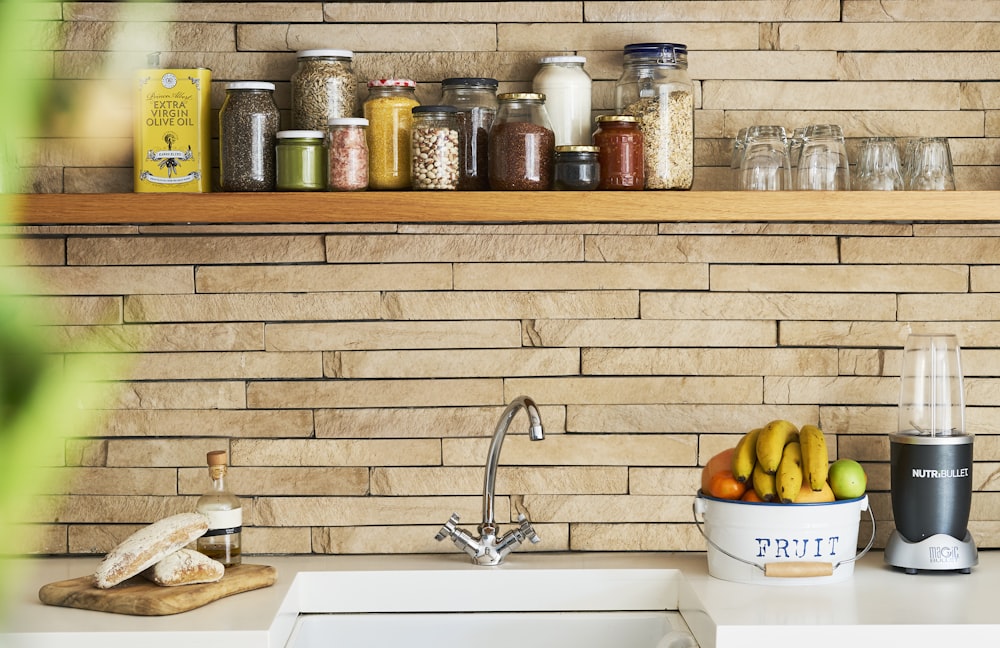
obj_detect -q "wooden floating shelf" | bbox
[11,191,1000,225]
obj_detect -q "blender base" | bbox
[884,530,978,574]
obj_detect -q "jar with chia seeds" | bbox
[615,43,694,190]
[291,49,357,130]
[553,145,599,190]
[219,81,280,192]
[410,105,460,190]
[594,114,644,190]
[327,117,369,191]
[488,92,555,191]
[440,77,498,190]
[363,79,420,190]
[275,130,327,191]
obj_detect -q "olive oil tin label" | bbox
[134,67,212,192]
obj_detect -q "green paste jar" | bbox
[275,130,327,191]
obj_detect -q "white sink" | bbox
[287,611,695,648]
[282,559,699,648]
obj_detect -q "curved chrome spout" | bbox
[435,395,545,565]
[481,396,544,532]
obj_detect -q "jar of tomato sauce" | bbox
[594,114,644,190]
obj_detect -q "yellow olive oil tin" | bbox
[134,67,212,192]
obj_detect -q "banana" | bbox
[799,424,830,491]
[731,427,761,483]
[776,441,803,503]
[755,419,799,474]
[752,463,777,502]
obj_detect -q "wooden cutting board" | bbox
[38,563,277,616]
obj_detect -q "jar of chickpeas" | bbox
[363,78,420,190]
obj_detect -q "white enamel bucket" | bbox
[693,491,875,585]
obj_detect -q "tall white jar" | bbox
[532,55,592,146]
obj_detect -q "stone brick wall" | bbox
[10,1,1000,557]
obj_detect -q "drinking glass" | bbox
[853,137,903,191]
[904,137,955,190]
[738,125,791,191]
[729,127,748,190]
[796,124,850,190]
[788,126,806,186]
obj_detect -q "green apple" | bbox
[828,459,867,499]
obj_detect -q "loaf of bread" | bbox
[142,548,224,586]
[94,512,210,589]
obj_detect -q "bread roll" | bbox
[94,512,210,589]
[142,548,224,586]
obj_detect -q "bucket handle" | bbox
[692,494,876,579]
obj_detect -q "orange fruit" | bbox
[707,469,747,500]
[701,447,736,493]
[741,487,764,502]
[794,481,835,503]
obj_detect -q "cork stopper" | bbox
[207,450,228,466]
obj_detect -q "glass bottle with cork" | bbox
[196,450,242,566]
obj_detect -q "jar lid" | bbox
[623,42,688,61]
[498,92,545,102]
[277,130,326,139]
[368,78,416,88]
[442,77,499,89]
[328,117,369,127]
[226,81,275,91]
[412,105,460,114]
[297,49,354,59]
[555,145,599,153]
[540,55,586,64]
[597,114,638,123]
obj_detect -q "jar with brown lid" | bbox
[594,114,644,190]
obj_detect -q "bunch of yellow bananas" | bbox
[731,420,830,503]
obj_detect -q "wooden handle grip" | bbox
[763,561,835,578]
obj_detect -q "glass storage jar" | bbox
[532,55,592,147]
[593,114,644,190]
[488,92,555,191]
[440,77,498,190]
[410,105,460,190]
[290,49,356,130]
[219,81,280,192]
[615,42,694,190]
[327,117,369,191]
[553,145,599,190]
[363,78,420,190]
[275,130,327,191]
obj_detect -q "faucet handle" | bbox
[435,513,461,541]
[516,513,541,544]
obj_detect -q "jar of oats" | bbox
[615,43,694,190]
[410,105,460,190]
[291,50,356,130]
[363,78,420,190]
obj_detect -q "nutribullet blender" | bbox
[885,333,977,573]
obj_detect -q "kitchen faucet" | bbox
[435,395,545,565]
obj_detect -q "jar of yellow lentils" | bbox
[363,78,420,189]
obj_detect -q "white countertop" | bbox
[1,550,997,648]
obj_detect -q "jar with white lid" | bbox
[410,105,460,190]
[275,130,327,191]
[327,117,369,191]
[615,43,694,190]
[291,49,356,130]
[219,81,280,191]
[532,55,592,147]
